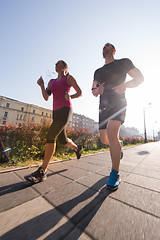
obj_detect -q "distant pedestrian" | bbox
[24,60,82,183]
[92,43,144,190]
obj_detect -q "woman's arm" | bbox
[65,75,82,100]
[37,76,51,101]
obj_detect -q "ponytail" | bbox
[60,60,69,76]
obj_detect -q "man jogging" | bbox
[92,43,144,190]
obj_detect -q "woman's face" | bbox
[55,61,65,72]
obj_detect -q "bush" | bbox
[0,123,150,166]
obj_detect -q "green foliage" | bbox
[0,123,152,167]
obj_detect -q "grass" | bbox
[0,147,109,171]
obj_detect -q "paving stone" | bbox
[138,163,160,172]
[1,142,160,240]
[48,161,73,172]
[57,164,91,181]
[45,181,108,224]
[142,158,160,167]
[64,227,92,240]
[78,197,160,240]
[120,160,138,167]
[16,167,73,195]
[63,160,105,173]
[133,166,160,180]
[124,173,160,192]
[119,163,137,172]
[0,172,39,212]
[121,155,145,163]
[84,152,111,165]
[0,196,74,240]
[76,173,107,191]
[110,182,160,218]
[95,166,111,176]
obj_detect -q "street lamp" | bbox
[153,121,157,141]
[143,103,152,143]
[143,107,147,143]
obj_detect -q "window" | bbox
[42,112,44,116]
[3,112,8,119]
[31,117,34,122]
[23,115,26,120]
[46,113,48,117]
[20,115,22,120]
[33,110,35,114]
[21,107,24,112]
[17,114,19,120]
[6,103,10,108]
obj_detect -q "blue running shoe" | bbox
[107,170,121,190]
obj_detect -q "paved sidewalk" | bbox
[0,142,160,240]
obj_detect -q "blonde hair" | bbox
[60,60,69,75]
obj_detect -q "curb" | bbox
[0,151,108,174]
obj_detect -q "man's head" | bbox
[103,43,116,58]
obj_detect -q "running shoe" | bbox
[24,167,47,183]
[107,170,121,190]
[75,145,82,159]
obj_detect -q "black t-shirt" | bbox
[94,58,135,109]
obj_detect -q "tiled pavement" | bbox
[0,142,160,240]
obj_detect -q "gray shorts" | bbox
[99,106,126,130]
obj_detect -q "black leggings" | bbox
[46,107,72,144]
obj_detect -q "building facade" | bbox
[0,96,98,133]
[0,96,52,126]
[72,113,96,133]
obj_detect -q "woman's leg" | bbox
[41,143,56,172]
[58,127,82,159]
[65,138,78,151]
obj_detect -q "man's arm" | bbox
[125,67,144,88]
[91,81,105,97]
[112,67,144,94]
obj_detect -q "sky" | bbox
[1,0,160,137]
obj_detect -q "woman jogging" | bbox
[25,60,82,183]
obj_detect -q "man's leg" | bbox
[99,129,109,145]
[107,120,121,171]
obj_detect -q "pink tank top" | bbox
[50,75,72,111]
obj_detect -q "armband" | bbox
[91,83,101,90]
[46,88,51,95]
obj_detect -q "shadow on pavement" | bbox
[0,169,68,197]
[1,177,112,240]
[137,151,150,155]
